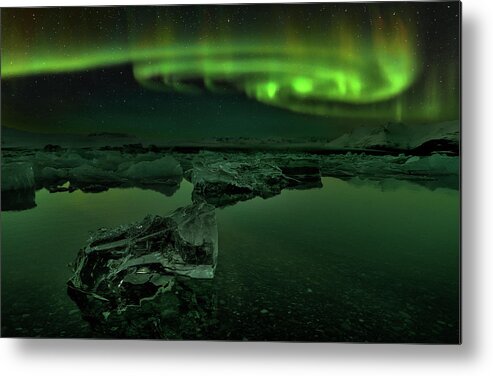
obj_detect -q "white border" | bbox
[2,0,493,375]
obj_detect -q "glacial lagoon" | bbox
[1,163,459,342]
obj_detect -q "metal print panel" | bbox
[0,1,461,343]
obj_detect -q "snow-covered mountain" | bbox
[327,120,459,152]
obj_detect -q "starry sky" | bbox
[1,2,460,141]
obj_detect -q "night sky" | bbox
[1,2,460,141]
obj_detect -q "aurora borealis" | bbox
[1,3,460,138]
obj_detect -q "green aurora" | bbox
[1,4,460,125]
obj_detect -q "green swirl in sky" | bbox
[1,5,458,122]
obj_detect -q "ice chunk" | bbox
[318,152,459,190]
[403,154,459,175]
[191,159,288,207]
[1,162,35,192]
[70,164,121,185]
[6,149,186,197]
[69,202,217,283]
[1,162,37,211]
[320,153,459,177]
[91,150,129,171]
[190,155,322,207]
[274,156,322,190]
[168,202,219,278]
[121,156,183,181]
[34,150,86,169]
[39,166,68,185]
[67,202,217,338]
[68,275,216,339]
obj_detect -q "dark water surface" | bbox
[1,177,460,342]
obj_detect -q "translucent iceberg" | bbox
[67,202,218,338]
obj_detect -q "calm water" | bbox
[1,177,460,342]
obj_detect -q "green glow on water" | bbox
[1,177,460,341]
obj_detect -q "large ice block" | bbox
[67,202,218,338]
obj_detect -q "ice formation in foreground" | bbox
[67,202,218,338]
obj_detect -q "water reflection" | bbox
[1,176,459,342]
